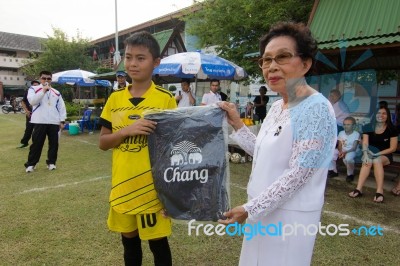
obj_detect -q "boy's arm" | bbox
[337,139,343,152]
[337,139,345,158]
[347,139,360,153]
[99,119,157,151]
[337,132,344,152]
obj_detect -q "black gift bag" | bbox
[145,106,230,221]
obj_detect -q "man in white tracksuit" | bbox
[24,70,67,173]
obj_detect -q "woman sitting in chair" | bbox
[349,106,398,203]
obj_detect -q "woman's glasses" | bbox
[40,77,52,81]
[258,52,301,69]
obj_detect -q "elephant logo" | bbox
[171,152,184,166]
[170,141,202,166]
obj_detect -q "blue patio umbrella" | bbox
[94,79,112,87]
[153,51,247,83]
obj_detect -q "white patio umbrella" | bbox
[52,69,111,99]
[52,69,97,86]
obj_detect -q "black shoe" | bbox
[346,175,354,183]
[17,143,28,148]
[328,170,338,178]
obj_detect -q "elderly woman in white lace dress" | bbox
[218,22,337,266]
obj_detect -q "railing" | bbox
[97,58,114,69]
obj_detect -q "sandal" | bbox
[391,187,400,196]
[373,193,384,203]
[349,189,363,198]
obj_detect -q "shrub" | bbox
[65,102,81,117]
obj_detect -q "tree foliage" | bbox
[22,28,99,79]
[185,0,314,80]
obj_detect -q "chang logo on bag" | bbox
[163,141,208,184]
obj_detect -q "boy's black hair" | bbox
[343,116,356,125]
[181,78,191,85]
[210,79,220,84]
[40,71,52,77]
[124,31,160,59]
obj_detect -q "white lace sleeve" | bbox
[229,126,256,156]
[243,101,336,219]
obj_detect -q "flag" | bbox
[109,44,115,54]
[92,49,98,61]
[113,51,121,66]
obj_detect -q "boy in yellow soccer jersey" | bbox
[98,31,177,265]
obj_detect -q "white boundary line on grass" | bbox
[73,139,98,146]
[231,182,400,235]
[15,178,399,235]
[18,176,110,194]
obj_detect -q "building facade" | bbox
[309,0,400,120]
[90,4,201,70]
[0,32,44,101]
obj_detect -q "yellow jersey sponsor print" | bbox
[100,82,177,214]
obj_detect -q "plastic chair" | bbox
[77,109,93,132]
[92,117,100,132]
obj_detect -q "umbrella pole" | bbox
[194,75,198,98]
[78,85,81,116]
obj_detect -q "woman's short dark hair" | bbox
[124,31,160,59]
[259,22,318,76]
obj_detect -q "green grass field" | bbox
[0,114,399,265]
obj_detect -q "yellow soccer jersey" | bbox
[99,82,177,214]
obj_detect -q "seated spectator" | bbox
[349,106,398,203]
[328,89,350,132]
[337,117,361,182]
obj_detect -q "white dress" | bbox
[230,93,336,266]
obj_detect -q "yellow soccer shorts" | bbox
[108,208,172,240]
